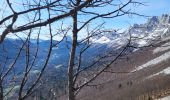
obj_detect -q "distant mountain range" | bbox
[1,14,170,75]
[1,14,170,99]
[76,14,170,100]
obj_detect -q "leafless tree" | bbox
[66,0,146,100]
[0,0,146,100]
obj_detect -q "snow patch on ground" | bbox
[31,70,40,74]
[160,67,170,75]
[147,67,170,79]
[162,36,170,41]
[137,40,148,47]
[92,36,111,44]
[132,51,170,72]
[158,95,170,100]
[153,42,170,54]
[55,64,63,69]
[4,85,20,98]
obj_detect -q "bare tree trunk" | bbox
[0,79,3,100]
[68,11,78,100]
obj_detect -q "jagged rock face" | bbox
[91,14,170,50]
[120,14,170,48]
[148,14,170,26]
[1,14,170,75]
[147,16,159,27]
[131,14,170,32]
[161,14,170,24]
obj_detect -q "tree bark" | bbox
[0,79,3,100]
[68,10,78,100]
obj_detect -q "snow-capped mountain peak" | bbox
[92,36,111,44]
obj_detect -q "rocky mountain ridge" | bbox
[1,14,170,75]
[1,14,170,100]
[76,14,170,100]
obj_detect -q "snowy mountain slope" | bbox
[159,95,170,100]
[153,41,170,54]
[1,14,170,73]
[77,36,170,100]
[132,49,170,72]
[147,67,170,79]
[89,14,170,53]
[1,14,170,78]
[75,14,170,100]
[1,14,170,100]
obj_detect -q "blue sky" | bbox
[106,0,170,30]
